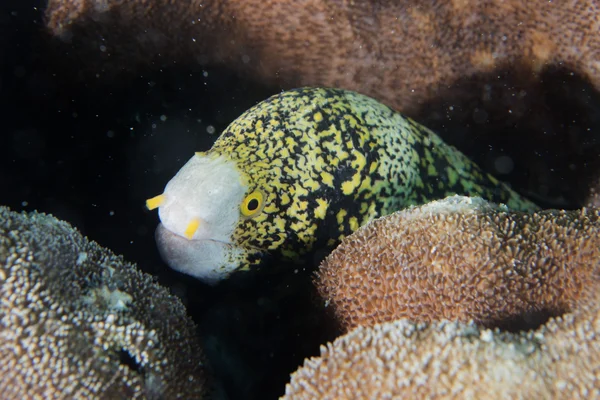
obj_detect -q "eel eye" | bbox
[241,190,265,218]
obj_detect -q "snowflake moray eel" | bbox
[146,87,538,284]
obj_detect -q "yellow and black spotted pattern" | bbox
[208,88,538,266]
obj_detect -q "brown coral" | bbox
[316,196,600,333]
[283,196,600,398]
[0,206,210,398]
[283,314,600,398]
[44,0,600,116]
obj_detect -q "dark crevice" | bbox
[486,307,568,333]
[118,348,144,375]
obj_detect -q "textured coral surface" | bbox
[284,196,600,398]
[284,314,600,399]
[317,196,600,332]
[0,206,210,399]
[44,0,600,116]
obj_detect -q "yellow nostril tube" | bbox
[184,218,201,240]
[146,194,166,210]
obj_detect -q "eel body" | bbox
[147,88,538,283]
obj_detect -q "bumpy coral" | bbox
[316,196,600,332]
[0,206,210,398]
[283,313,600,398]
[44,0,600,116]
[283,196,600,398]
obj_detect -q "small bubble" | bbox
[160,115,167,122]
[106,130,115,138]
[21,201,28,207]
[109,210,115,216]
[206,125,216,134]
[99,45,107,52]
[202,70,209,77]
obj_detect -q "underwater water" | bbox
[2,1,600,399]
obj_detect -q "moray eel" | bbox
[146,88,538,284]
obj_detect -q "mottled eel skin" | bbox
[147,88,539,283]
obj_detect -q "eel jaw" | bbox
[155,224,250,285]
[150,153,251,284]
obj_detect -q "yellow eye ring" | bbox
[241,190,265,218]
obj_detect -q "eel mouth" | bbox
[155,223,247,285]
